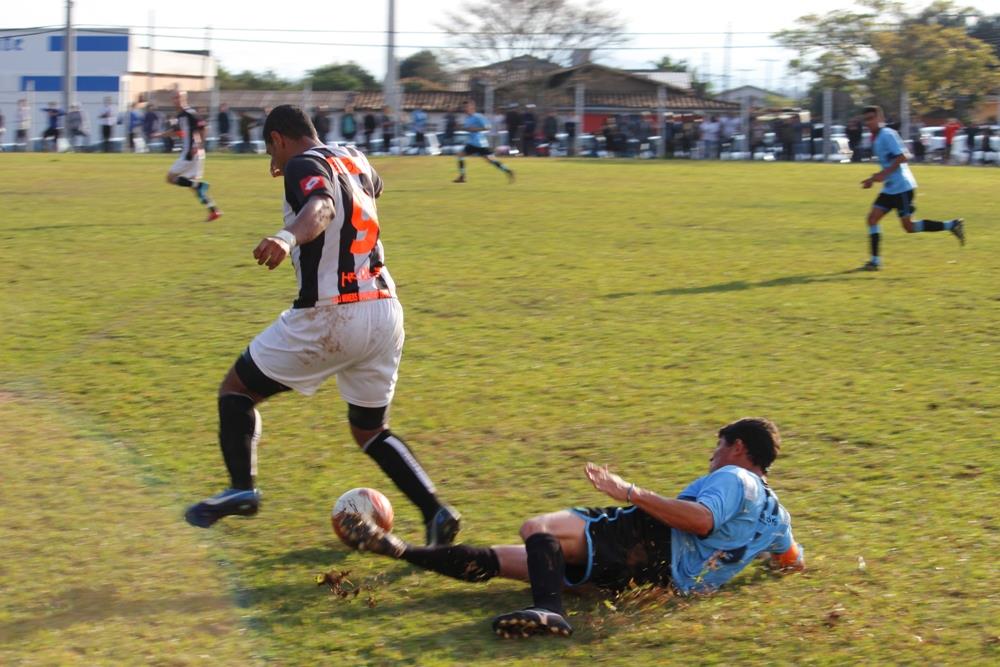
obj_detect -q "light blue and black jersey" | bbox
[464,113,490,149]
[873,126,917,194]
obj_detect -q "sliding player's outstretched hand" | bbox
[584,462,631,502]
[253,236,290,270]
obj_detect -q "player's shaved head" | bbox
[263,105,318,144]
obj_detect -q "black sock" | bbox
[364,430,441,523]
[457,157,465,176]
[401,544,500,582]
[218,394,257,490]
[869,232,880,259]
[489,159,509,173]
[922,219,945,232]
[525,533,566,615]
[176,176,194,188]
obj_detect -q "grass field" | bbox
[0,153,997,665]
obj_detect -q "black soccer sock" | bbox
[489,158,510,173]
[869,226,881,261]
[920,219,945,232]
[218,394,258,490]
[401,544,500,582]
[457,157,465,176]
[363,430,441,523]
[525,532,566,615]
[175,176,195,188]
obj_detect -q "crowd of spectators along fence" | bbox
[2,99,997,167]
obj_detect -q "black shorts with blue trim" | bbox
[462,144,492,156]
[873,189,917,218]
[565,506,674,591]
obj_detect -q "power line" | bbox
[76,24,783,36]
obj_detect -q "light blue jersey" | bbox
[873,126,917,194]
[464,113,490,148]
[671,465,796,593]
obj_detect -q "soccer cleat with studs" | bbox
[859,260,880,272]
[453,175,466,183]
[950,218,965,246]
[492,607,573,638]
[337,512,406,557]
[425,505,461,546]
[184,488,260,528]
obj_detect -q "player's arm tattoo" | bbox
[287,196,335,246]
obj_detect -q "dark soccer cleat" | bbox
[425,505,461,546]
[337,512,406,557]
[506,170,515,184]
[453,175,466,183]
[492,607,573,638]
[184,488,260,528]
[859,260,880,272]
[951,218,965,246]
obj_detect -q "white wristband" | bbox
[272,229,297,249]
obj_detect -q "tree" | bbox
[651,56,690,73]
[307,62,379,91]
[439,0,628,67]
[218,66,296,91]
[399,50,449,84]
[773,0,1000,119]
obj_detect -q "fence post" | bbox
[822,87,832,161]
[574,82,584,156]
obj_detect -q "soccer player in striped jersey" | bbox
[340,418,803,638]
[166,90,222,222]
[453,99,514,183]
[185,105,460,546]
[859,105,963,271]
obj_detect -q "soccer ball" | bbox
[331,487,394,547]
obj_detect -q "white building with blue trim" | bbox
[0,27,215,144]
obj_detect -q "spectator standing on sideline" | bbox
[701,115,721,159]
[981,126,994,164]
[444,108,457,144]
[127,102,143,152]
[564,118,576,156]
[943,118,962,163]
[0,109,5,150]
[239,110,260,153]
[380,106,394,153]
[312,106,331,143]
[542,111,558,153]
[410,107,427,153]
[340,104,357,143]
[912,131,926,163]
[779,117,796,161]
[505,104,521,152]
[15,99,30,150]
[521,104,537,156]
[66,104,88,151]
[217,103,232,148]
[965,124,977,165]
[143,105,160,149]
[847,119,863,162]
[363,111,377,151]
[41,102,64,152]
[99,96,116,152]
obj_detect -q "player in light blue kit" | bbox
[454,99,514,183]
[859,105,964,271]
[339,417,803,638]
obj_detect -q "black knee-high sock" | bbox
[176,176,195,188]
[921,219,945,231]
[488,157,510,173]
[401,544,500,582]
[457,157,465,176]
[525,533,565,615]
[363,430,441,523]
[218,394,257,490]
[869,229,881,260]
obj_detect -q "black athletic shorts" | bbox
[873,189,916,218]
[462,144,491,157]
[564,506,674,591]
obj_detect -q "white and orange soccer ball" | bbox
[331,487,394,547]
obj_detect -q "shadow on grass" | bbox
[605,270,891,300]
[0,586,233,641]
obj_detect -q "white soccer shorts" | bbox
[168,150,205,180]
[248,297,404,406]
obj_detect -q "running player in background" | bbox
[859,105,963,271]
[184,105,461,547]
[341,417,803,638]
[166,90,222,222]
[454,99,514,184]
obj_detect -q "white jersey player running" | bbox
[184,105,460,546]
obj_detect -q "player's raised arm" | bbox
[584,462,714,537]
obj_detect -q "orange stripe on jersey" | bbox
[325,155,362,175]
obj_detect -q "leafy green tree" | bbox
[217,66,296,91]
[651,56,690,73]
[399,50,449,84]
[306,62,380,91]
[773,0,1000,118]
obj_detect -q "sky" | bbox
[8,0,1000,93]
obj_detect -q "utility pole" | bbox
[147,11,154,100]
[384,0,399,148]
[64,0,74,114]
[722,24,732,93]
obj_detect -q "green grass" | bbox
[1,154,997,665]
